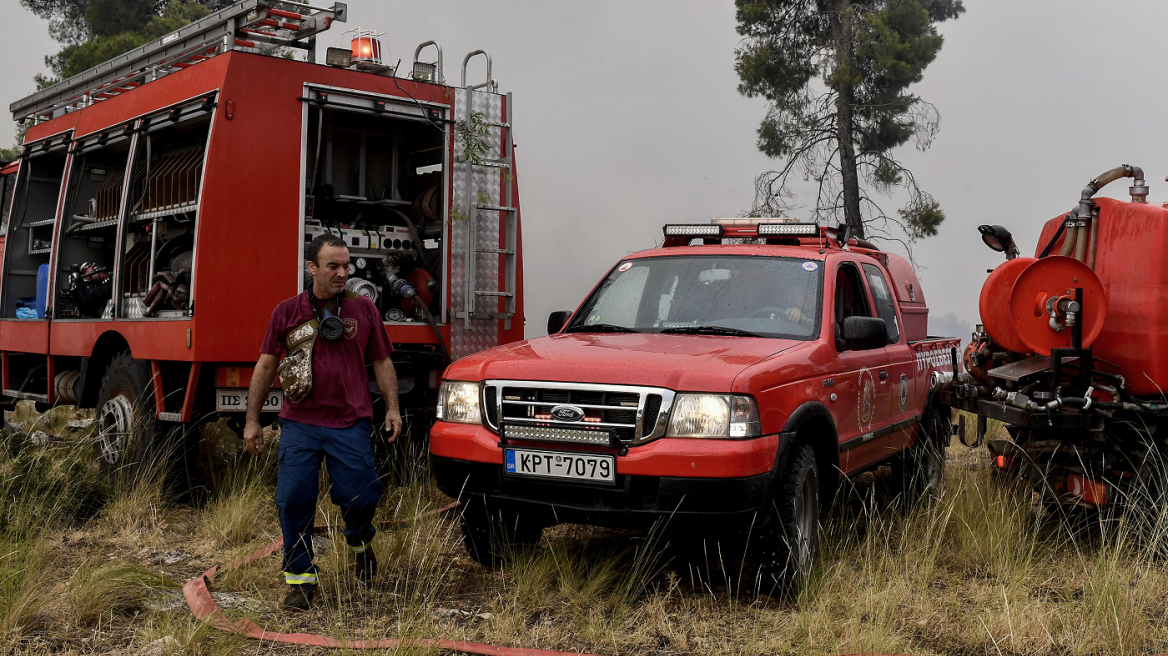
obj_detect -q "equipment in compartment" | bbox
[59,263,113,317]
[303,217,439,322]
[303,103,446,325]
[119,113,208,319]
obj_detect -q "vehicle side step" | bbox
[158,412,184,422]
[3,390,48,403]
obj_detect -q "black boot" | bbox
[354,547,377,582]
[283,584,316,611]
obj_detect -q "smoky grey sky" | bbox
[1,0,1165,342]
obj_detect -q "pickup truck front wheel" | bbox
[749,443,820,596]
[460,497,544,567]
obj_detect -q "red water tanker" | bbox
[941,165,1168,509]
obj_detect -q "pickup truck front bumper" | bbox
[430,422,782,530]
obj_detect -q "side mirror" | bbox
[547,310,573,335]
[841,316,888,350]
[836,223,854,246]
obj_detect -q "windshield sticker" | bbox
[617,262,633,272]
[802,261,818,272]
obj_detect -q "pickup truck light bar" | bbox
[757,222,818,236]
[662,221,820,244]
[663,224,722,237]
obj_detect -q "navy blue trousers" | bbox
[276,418,384,582]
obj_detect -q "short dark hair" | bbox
[307,234,348,265]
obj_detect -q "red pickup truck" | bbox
[430,219,959,590]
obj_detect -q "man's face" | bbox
[308,244,350,298]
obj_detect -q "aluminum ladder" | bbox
[459,85,517,331]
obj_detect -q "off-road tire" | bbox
[460,497,544,568]
[748,444,820,597]
[95,352,164,482]
[891,406,948,509]
[1131,441,1168,516]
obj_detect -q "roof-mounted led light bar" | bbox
[663,224,722,238]
[757,222,818,236]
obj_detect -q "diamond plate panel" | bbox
[450,89,504,360]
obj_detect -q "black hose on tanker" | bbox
[1067,165,1147,266]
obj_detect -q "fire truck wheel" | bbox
[891,407,948,508]
[748,443,820,596]
[459,497,544,568]
[1133,442,1168,512]
[95,352,162,481]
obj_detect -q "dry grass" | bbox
[63,562,177,626]
[6,409,1168,655]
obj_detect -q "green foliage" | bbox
[457,111,492,166]
[899,193,944,239]
[736,0,963,243]
[44,1,211,79]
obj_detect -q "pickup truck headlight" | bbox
[666,394,761,438]
[437,381,482,425]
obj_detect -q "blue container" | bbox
[35,263,48,318]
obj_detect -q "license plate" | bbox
[505,448,615,483]
[216,389,283,412]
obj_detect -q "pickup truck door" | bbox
[830,260,891,474]
[861,262,918,455]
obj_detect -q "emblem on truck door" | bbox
[550,405,585,422]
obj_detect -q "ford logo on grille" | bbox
[550,405,585,422]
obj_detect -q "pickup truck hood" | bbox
[446,333,801,392]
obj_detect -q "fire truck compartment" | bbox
[119,106,211,320]
[54,131,133,319]
[2,137,69,319]
[302,103,445,325]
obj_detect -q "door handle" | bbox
[879,370,889,380]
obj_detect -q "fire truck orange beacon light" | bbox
[350,36,380,62]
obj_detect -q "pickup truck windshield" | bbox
[566,255,823,339]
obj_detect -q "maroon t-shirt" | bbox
[261,291,394,428]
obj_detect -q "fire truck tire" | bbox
[95,352,163,481]
[890,406,948,509]
[1133,441,1168,512]
[459,497,544,568]
[748,443,820,596]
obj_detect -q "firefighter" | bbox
[243,233,402,611]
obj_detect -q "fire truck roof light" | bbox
[325,47,352,67]
[757,222,818,236]
[663,224,722,237]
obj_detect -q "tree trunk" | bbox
[833,0,864,239]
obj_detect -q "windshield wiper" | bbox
[660,325,762,337]
[565,323,641,334]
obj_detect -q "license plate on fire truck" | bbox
[216,389,283,412]
[505,448,615,483]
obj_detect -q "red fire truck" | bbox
[1,0,525,478]
[941,165,1168,510]
[430,219,959,588]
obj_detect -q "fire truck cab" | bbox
[0,0,524,478]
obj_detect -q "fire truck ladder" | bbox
[10,0,347,123]
[461,88,517,331]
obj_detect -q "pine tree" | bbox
[736,0,963,241]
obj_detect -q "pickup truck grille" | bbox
[482,380,674,447]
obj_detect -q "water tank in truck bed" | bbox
[1034,197,1168,396]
